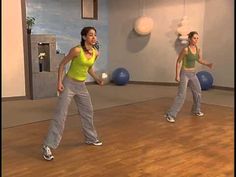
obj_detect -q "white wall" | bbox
[108,0,205,83]
[108,0,234,88]
[2,0,26,97]
[202,0,234,87]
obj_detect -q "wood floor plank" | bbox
[2,98,234,177]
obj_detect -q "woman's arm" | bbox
[57,47,80,92]
[88,50,104,85]
[175,48,187,82]
[88,66,103,85]
[197,48,213,69]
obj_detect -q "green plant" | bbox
[26,16,35,29]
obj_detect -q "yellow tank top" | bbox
[67,46,96,81]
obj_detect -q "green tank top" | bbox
[67,46,96,81]
[182,47,199,68]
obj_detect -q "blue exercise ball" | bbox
[196,71,213,90]
[112,68,130,85]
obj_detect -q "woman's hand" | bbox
[206,63,213,69]
[57,82,64,92]
[95,78,104,86]
[175,75,180,82]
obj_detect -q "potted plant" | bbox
[26,16,35,34]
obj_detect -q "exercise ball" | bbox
[196,71,213,90]
[112,68,130,85]
[134,16,154,35]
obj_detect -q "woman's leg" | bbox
[188,74,202,114]
[43,78,75,149]
[167,71,189,118]
[73,83,99,143]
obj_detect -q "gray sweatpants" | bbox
[44,76,99,149]
[166,69,202,118]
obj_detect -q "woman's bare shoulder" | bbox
[71,46,81,55]
[180,47,188,55]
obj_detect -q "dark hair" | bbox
[188,31,198,39]
[80,26,97,52]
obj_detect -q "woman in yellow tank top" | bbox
[42,27,104,161]
[165,31,213,123]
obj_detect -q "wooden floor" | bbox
[2,97,234,177]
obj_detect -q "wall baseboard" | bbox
[128,81,178,86]
[128,81,234,91]
[212,86,234,91]
[2,96,28,102]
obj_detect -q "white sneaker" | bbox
[193,112,204,117]
[42,145,54,161]
[85,140,103,146]
[164,114,175,123]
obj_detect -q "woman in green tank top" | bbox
[165,31,213,123]
[42,27,104,161]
